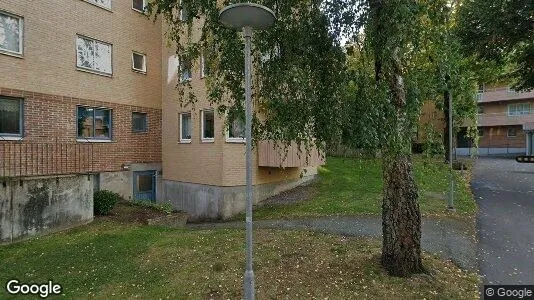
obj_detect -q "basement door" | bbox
[133,170,156,202]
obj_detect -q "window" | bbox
[201,110,214,141]
[132,52,146,73]
[0,97,23,137]
[180,60,192,82]
[227,115,245,142]
[179,112,191,142]
[507,103,530,116]
[132,0,147,12]
[84,0,112,10]
[507,128,518,138]
[77,106,112,140]
[0,10,23,56]
[132,112,147,133]
[478,128,484,137]
[200,54,206,78]
[179,0,188,21]
[477,105,484,114]
[76,35,112,75]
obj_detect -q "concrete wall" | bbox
[0,175,93,244]
[98,163,163,201]
[162,173,317,220]
[455,147,526,156]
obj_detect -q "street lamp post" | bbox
[219,4,276,300]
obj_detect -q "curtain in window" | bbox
[77,37,112,74]
[0,98,21,135]
[0,13,21,53]
[181,114,191,139]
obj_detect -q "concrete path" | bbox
[189,216,477,271]
[472,157,534,284]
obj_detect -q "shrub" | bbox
[131,200,175,214]
[94,190,120,215]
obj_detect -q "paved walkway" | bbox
[189,215,477,271]
[472,157,534,284]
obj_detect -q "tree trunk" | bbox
[381,154,424,276]
[443,89,451,163]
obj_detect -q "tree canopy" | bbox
[457,0,534,90]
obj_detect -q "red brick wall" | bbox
[0,87,161,176]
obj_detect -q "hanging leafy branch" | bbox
[147,0,347,153]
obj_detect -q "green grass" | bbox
[250,156,476,220]
[0,220,479,299]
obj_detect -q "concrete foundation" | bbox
[98,163,162,201]
[0,175,94,244]
[456,147,526,156]
[162,175,317,220]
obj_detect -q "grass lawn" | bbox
[250,156,476,220]
[0,220,479,299]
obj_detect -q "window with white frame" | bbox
[84,0,112,10]
[227,115,245,142]
[507,128,518,138]
[180,59,192,82]
[77,106,112,140]
[200,54,206,78]
[132,52,146,73]
[76,35,112,75]
[507,103,530,116]
[201,110,214,141]
[180,112,191,142]
[0,97,23,137]
[132,0,147,12]
[179,0,188,21]
[0,10,23,56]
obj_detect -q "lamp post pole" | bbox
[243,25,255,300]
[219,5,275,299]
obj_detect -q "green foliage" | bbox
[147,0,346,153]
[457,0,534,90]
[131,200,175,214]
[93,190,120,216]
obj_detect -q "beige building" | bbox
[0,0,321,220]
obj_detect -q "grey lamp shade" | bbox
[219,3,276,30]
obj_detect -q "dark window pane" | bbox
[132,0,145,11]
[0,97,21,135]
[181,113,191,139]
[133,53,145,71]
[77,106,94,138]
[137,174,153,192]
[132,112,147,132]
[203,110,214,139]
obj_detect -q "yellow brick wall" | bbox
[0,0,162,109]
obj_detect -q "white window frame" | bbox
[507,128,518,138]
[132,51,147,73]
[131,0,147,13]
[507,103,531,116]
[76,35,113,76]
[200,54,206,78]
[83,0,112,11]
[179,59,192,82]
[201,110,215,142]
[0,10,24,57]
[226,117,246,143]
[179,112,192,143]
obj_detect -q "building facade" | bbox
[0,0,321,221]
[456,85,534,156]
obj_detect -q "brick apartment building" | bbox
[0,0,322,221]
[418,85,534,156]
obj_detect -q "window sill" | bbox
[132,68,147,75]
[131,7,148,14]
[201,139,215,143]
[77,67,113,78]
[76,139,113,143]
[226,138,246,144]
[82,0,113,12]
[0,50,23,59]
[179,140,192,144]
[132,130,148,134]
[0,136,23,141]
